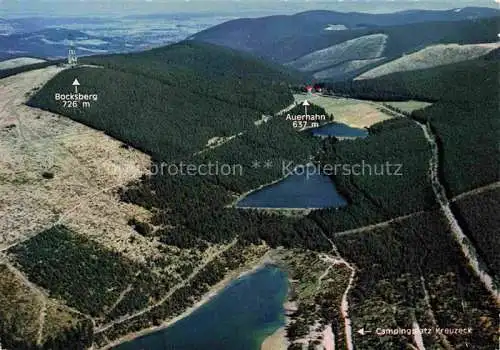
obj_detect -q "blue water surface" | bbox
[114,265,288,350]
[310,122,368,138]
[236,170,347,209]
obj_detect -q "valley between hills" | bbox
[1,55,498,349]
[0,7,499,350]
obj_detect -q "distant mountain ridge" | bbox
[191,7,499,80]
[191,7,499,59]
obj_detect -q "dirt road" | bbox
[377,103,500,303]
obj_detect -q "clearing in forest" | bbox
[293,94,392,128]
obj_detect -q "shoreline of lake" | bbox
[260,298,298,350]
[227,170,295,209]
[261,326,287,350]
[102,250,278,350]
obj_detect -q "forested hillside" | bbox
[191,8,499,63]
[0,262,93,350]
[452,188,500,284]
[192,10,498,80]
[327,55,499,197]
[291,17,499,80]
[28,42,296,161]
[309,117,436,234]
[334,211,498,349]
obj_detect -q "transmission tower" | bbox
[68,43,78,66]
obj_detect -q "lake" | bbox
[310,122,368,138]
[236,168,347,209]
[114,265,288,350]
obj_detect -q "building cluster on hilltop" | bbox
[303,84,324,93]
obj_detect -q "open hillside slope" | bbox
[0,57,46,70]
[286,33,387,72]
[307,53,499,349]
[0,64,160,349]
[288,17,499,80]
[356,42,500,79]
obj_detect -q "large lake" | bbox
[310,122,368,138]
[236,169,347,209]
[114,265,288,350]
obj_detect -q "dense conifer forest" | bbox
[310,117,436,234]
[334,211,498,349]
[28,43,297,162]
[326,55,499,196]
[15,40,499,349]
[452,188,500,284]
[9,226,159,318]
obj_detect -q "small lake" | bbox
[310,122,368,138]
[236,168,347,209]
[114,265,288,350]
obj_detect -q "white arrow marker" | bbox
[72,78,80,93]
[302,99,310,116]
[357,328,371,336]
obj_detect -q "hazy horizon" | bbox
[1,0,498,18]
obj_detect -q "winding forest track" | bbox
[301,97,500,349]
[36,299,47,346]
[333,210,425,237]
[316,229,356,350]
[411,318,425,350]
[451,181,500,202]
[105,284,133,317]
[315,264,334,292]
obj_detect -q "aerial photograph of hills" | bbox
[0,0,498,349]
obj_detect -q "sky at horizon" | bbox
[1,0,498,18]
